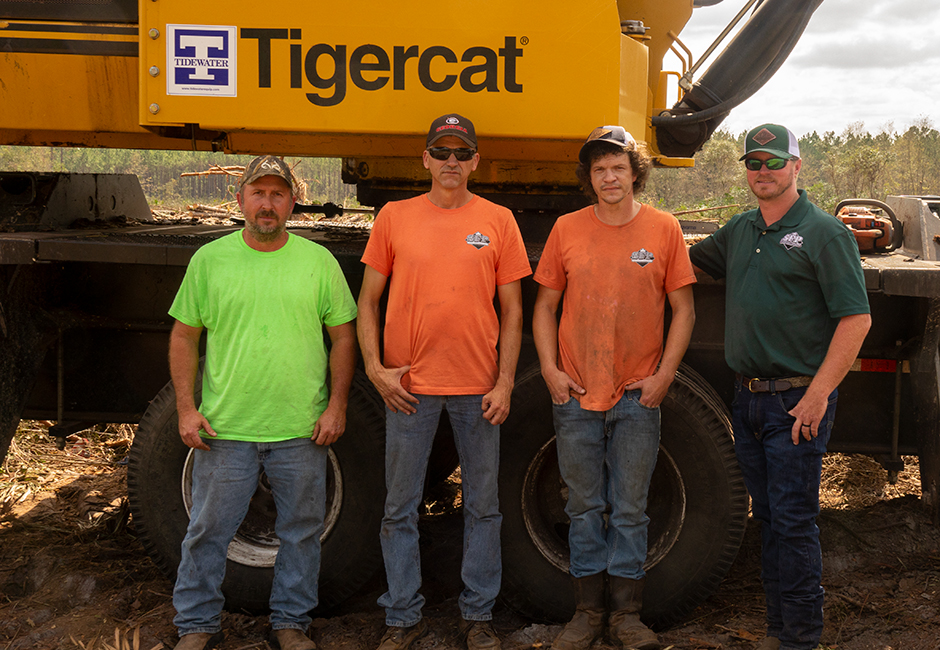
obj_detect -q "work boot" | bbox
[377,619,428,650]
[459,619,501,650]
[552,573,606,650]
[755,637,781,650]
[272,627,318,650]
[608,576,660,650]
[174,631,224,650]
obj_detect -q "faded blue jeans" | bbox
[731,379,837,650]
[380,395,501,627]
[173,437,327,636]
[553,390,660,579]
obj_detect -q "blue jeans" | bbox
[731,380,837,650]
[173,437,327,636]
[379,395,501,626]
[553,390,660,579]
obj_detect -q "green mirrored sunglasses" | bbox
[744,157,789,171]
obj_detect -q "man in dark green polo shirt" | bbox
[689,123,870,650]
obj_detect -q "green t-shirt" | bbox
[169,231,357,442]
[689,190,869,378]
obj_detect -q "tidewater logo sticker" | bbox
[167,25,237,96]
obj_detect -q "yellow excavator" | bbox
[1,0,824,206]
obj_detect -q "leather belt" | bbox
[736,373,813,393]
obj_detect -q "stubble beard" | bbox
[751,170,796,202]
[246,210,286,242]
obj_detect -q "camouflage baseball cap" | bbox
[740,124,801,160]
[240,155,297,191]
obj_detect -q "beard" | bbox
[750,169,796,201]
[245,209,286,241]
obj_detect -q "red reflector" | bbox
[860,359,897,372]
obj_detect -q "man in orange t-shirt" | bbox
[358,114,531,650]
[533,127,696,650]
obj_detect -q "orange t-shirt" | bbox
[361,194,532,394]
[534,204,695,411]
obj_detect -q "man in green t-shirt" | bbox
[689,124,870,650]
[168,155,358,650]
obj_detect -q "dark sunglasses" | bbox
[744,157,789,171]
[427,146,476,162]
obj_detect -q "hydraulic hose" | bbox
[654,0,825,157]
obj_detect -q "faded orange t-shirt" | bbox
[534,204,695,411]
[362,194,531,394]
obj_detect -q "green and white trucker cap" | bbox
[740,123,800,160]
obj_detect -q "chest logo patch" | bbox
[631,248,655,267]
[780,232,804,250]
[466,232,491,249]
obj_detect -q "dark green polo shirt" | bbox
[689,190,869,378]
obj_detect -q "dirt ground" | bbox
[1,422,938,650]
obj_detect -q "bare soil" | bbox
[1,422,938,650]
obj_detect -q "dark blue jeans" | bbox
[732,380,837,650]
[553,390,660,579]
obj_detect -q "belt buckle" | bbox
[747,378,761,393]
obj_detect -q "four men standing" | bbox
[168,120,871,650]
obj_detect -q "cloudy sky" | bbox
[673,0,940,138]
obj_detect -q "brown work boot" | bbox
[608,576,659,650]
[458,619,501,650]
[755,637,781,650]
[552,573,606,650]
[174,631,224,650]
[377,619,428,650]
[272,627,318,650]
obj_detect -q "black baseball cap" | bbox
[427,114,477,149]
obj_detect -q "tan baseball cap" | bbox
[578,126,636,164]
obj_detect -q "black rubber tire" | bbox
[499,363,747,630]
[127,370,386,613]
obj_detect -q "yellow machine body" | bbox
[0,0,696,184]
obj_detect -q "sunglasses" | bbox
[744,157,790,171]
[427,146,476,162]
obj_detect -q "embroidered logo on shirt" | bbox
[780,232,804,250]
[631,248,655,267]
[466,232,491,249]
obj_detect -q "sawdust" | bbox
[1,422,938,650]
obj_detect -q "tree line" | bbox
[0,146,357,208]
[2,117,938,220]
[645,117,940,223]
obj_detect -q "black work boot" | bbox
[552,573,606,650]
[608,576,660,650]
